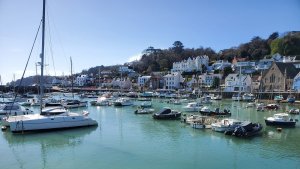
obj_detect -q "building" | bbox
[111,78,132,89]
[224,74,252,92]
[198,73,222,87]
[262,62,300,92]
[164,72,183,89]
[119,66,135,73]
[75,75,93,87]
[210,60,232,71]
[150,72,165,89]
[255,58,274,71]
[251,75,262,92]
[171,55,209,73]
[233,61,256,74]
[138,76,151,87]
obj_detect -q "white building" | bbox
[233,61,256,74]
[211,60,232,71]
[138,76,151,87]
[164,72,183,89]
[76,75,89,86]
[199,73,222,87]
[119,66,135,73]
[111,78,132,89]
[171,55,209,73]
[224,74,252,92]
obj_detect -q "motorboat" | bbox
[181,114,203,124]
[211,94,222,100]
[90,97,111,106]
[0,103,33,119]
[242,93,255,102]
[63,99,88,109]
[152,107,181,120]
[265,103,279,110]
[265,113,297,127]
[211,118,243,132]
[137,97,152,101]
[182,102,203,112]
[139,92,154,97]
[200,107,231,116]
[4,107,98,133]
[232,93,241,101]
[134,107,154,114]
[256,103,265,111]
[140,101,152,108]
[287,95,296,103]
[126,92,139,98]
[289,108,300,114]
[114,97,133,106]
[274,95,283,103]
[246,102,256,108]
[190,116,213,129]
[230,121,263,137]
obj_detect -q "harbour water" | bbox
[1,99,300,169]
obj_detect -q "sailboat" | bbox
[5,0,98,133]
[61,57,88,109]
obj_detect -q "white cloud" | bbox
[127,53,142,62]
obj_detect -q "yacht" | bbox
[114,97,133,106]
[0,103,33,119]
[5,107,98,133]
[182,102,203,112]
[265,113,297,127]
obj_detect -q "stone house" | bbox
[261,62,300,92]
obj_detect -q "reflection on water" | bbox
[1,126,97,169]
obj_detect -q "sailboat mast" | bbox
[70,57,74,99]
[40,0,46,111]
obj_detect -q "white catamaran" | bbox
[5,0,98,133]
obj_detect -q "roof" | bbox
[275,62,300,79]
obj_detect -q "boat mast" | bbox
[70,57,74,99]
[39,0,46,111]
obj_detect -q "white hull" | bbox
[183,107,202,112]
[8,113,97,132]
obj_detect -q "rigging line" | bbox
[46,3,68,72]
[46,7,56,76]
[10,19,43,113]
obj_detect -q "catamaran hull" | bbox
[9,117,98,133]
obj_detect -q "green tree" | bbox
[222,66,233,79]
[271,38,284,55]
[172,41,184,54]
[211,77,220,89]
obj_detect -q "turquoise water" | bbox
[1,99,300,169]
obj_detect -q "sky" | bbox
[0,0,299,84]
